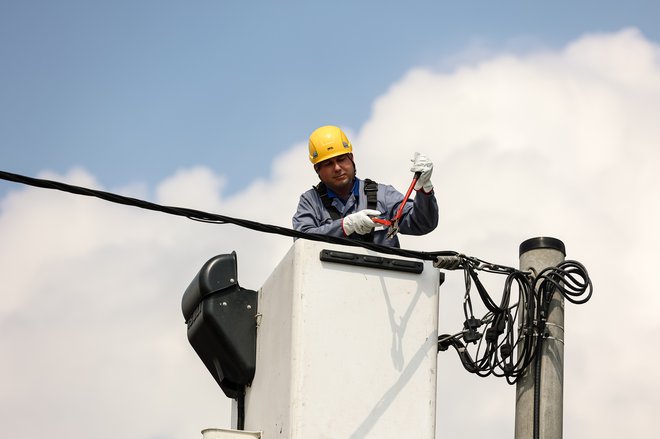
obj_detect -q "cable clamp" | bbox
[543,335,565,345]
[544,322,565,332]
[433,255,462,270]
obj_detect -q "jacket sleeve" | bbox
[292,189,346,238]
[379,185,438,236]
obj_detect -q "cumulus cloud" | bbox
[1,28,659,438]
[355,27,660,438]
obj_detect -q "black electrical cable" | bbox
[237,391,246,430]
[530,260,592,436]
[0,170,458,262]
[533,346,542,439]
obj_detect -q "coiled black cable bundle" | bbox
[535,260,593,306]
[438,258,592,384]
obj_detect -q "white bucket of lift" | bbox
[201,428,261,439]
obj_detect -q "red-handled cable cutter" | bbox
[372,171,422,239]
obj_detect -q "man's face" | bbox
[316,153,355,196]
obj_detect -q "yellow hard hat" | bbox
[308,125,353,165]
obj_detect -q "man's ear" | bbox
[348,153,356,175]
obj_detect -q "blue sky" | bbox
[2,0,658,195]
[2,2,660,439]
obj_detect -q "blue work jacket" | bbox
[292,177,438,248]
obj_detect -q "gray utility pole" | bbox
[515,237,566,439]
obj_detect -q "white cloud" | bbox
[1,28,659,438]
[156,166,227,210]
[356,27,660,438]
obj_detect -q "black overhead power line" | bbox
[0,169,593,384]
[0,170,458,262]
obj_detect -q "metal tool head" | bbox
[386,220,400,239]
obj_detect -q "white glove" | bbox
[410,152,433,192]
[342,209,382,235]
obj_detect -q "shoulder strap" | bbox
[359,179,378,243]
[363,178,378,211]
[314,182,342,220]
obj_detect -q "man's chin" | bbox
[327,178,352,194]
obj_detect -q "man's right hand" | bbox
[342,209,382,235]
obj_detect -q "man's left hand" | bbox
[410,153,434,193]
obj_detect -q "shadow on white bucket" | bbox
[201,428,262,439]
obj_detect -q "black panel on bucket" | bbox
[320,249,424,274]
[181,252,257,399]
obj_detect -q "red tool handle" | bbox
[372,217,392,226]
[393,171,422,222]
[371,171,422,226]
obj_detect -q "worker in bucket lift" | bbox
[292,125,438,248]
